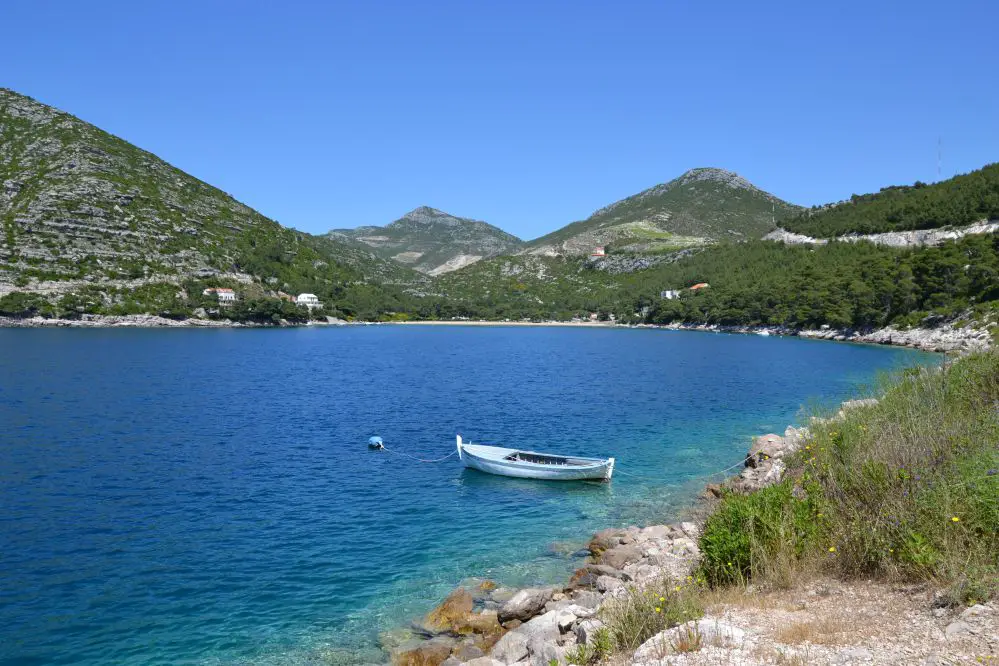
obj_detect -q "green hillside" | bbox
[524,168,801,256]
[428,254,620,320]
[427,232,999,333]
[780,163,999,237]
[330,206,523,275]
[0,88,426,320]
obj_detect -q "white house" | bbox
[660,289,680,300]
[203,287,237,305]
[591,246,606,257]
[295,293,322,310]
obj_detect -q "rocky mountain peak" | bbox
[672,167,758,191]
[396,206,464,228]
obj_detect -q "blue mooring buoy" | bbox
[368,436,384,450]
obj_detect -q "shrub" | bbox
[599,577,703,653]
[697,351,999,601]
[805,351,998,598]
[0,291,52,317]
[698,482,822,587]
[564,627,612,665]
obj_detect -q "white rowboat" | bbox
[456,435,614,481]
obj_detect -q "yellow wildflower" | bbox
[828,546,837,553]
[951,516,960,523]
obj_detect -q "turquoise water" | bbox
[0,326,937,665]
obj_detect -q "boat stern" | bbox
[456,434,464,461]
[605,457,615,481]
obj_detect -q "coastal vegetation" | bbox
[697,351,998,602]
[640,233,999,330]
[4,88,998,339]
[780,163,999,237]
[428,234,999,333]
[528,350,998,666]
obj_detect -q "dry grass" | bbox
[755,644,813,665]
[600,576,704,653]
[773,617,853,645]
[700,584,792,612]
[670,623,703,653]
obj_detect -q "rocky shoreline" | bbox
[386,425,810,666]
[3,315,991,355]
[644,321,993,354]
[387,413,996,666]
[0,313,353,328]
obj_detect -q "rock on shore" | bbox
[652,321,992,354]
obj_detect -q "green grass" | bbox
[698,351,999,602]
[699,481,823,587]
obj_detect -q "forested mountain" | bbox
[780,163,999,237]
[0,88,426,320]
[1,87,996,334]
[330,206,523,275]
[524,168,800,256]
[428,234,999,331]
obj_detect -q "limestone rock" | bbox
[489,630,529,664]
[394,639,453,666]
[498,588,555,624]
[633,619,746,663]
[679,522,701,538]
[598,544,644,569]
[566,564,628,590]
[570,590,602,609]
[554,610,576,633]
[574,619,605,646]
[586,528,632,556]
[463,658,506,666]
[959,603,992,621]
[833,646,874,663]
[944,620,972,637]
[423,588,475,634]
[595,576,623,593]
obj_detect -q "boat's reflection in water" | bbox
[456,466,615,497]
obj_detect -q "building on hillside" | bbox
[660,289,680,300]
[296,293,323,310]
[689,283,710,291]
[591,246,606,257]
[203,287,237,305]
[277,291,296,303]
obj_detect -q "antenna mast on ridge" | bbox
[937,136,942,181]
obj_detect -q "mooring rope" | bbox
[614,457,747,482]
[380,445,460,464]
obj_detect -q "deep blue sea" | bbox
[0,326,938,665]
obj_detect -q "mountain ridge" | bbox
[330,206,524,275]
[522,167,802,257]
[0,87,426,318]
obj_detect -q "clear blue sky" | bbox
[6,1,998,239]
